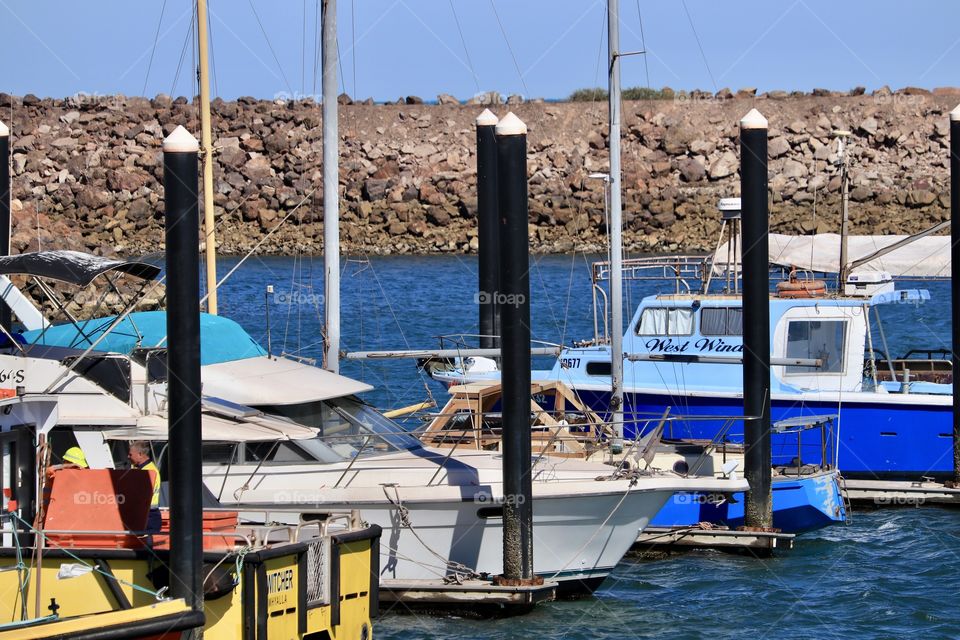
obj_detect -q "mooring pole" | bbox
[322,0,340,373]
[476,109,500,349]
[495,112,536,583]
[950,104,960,485]
[163,125,204,613]
[0,121,10,330]
[740,108,773,529]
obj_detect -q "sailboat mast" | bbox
[607,0,625,439]
[197,0,218,315]
[322,0,340,373]
[837,131,851,288]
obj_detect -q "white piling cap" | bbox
[476,109,498,127]
[495,112,527,136]
[162,125,199,153]
[951,104,960,122]
[740,108,768,130]
[0,120,8,137]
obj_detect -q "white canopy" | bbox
[202,355,373,406]
[102,409,317,442]
[713,233,950,278]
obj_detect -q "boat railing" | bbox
[663,414,838,477]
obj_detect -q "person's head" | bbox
[62,446,88,468]
[128,441,151,466]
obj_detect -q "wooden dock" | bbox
[632,526,795,556]
[379,578,557,617]
[843,478,960,507]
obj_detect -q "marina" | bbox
[3,0,960,638]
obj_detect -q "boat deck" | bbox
[633,526,795,557]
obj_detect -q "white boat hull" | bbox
[205,449,747,593]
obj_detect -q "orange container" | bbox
[43,468,152,549]
[153,510,241,551]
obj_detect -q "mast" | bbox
[607,0,625,440]
[836,130,851,288]
[322,0,340,373]
[197,0,218,315]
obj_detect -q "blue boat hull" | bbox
[652,471,845,533]
[574,389,951,480]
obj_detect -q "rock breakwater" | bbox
[1,88,956,258]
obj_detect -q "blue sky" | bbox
[1,0,959,101]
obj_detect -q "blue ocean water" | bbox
[210,254,959,638]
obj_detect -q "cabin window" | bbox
[637,308,694,336]
[201,443,239,465]
[700,307,743,336]
[785,320,847,374]
[586,361,612,376]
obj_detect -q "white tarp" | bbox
[202,355,373,406]
[712,233,950,277]
[102,410,317,442]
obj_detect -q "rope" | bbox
[9,513,166,600]
[546,476,635,580]
[381,485,481,583]
[142,0,169,96]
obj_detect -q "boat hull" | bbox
[222,487,672,595]
[651,470,845,533]
[572,387,952,480]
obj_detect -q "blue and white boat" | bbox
[651,415,845,533]
[433,203,953,481]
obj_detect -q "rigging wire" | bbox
[301,0,307,95]
[488,0,530,98]
[636,0,650,89]
[170,9,196,97]
[449,0,481,94]
[142,0,169,96]
[351,0,357,98]
[247,0,294,95]
[207,0,220,98]
[680,0,717,92]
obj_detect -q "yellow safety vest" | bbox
[139,460,161,508]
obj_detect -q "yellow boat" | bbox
[0,399,380,640]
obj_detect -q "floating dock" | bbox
[379,578,558,617]
[632,526,795,556]
[843,479,960,507]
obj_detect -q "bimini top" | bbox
[0,250,160,286]
[23,310,267,365]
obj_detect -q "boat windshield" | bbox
[255,396,422,462]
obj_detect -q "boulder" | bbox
[858,117,879,137]
[677,157,705,183]
[769,137,790,158]
[436,93,459,105]
[708,151,738,179]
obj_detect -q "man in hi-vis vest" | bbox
[128,441,162,533]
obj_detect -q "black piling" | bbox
[495,112,536,583]
[951,105,960,485]
[477,109,500,349]
[0,121,10,330]
[162,125,204,611]
[739,109,773,529]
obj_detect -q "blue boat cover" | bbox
[22,311,266,365]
